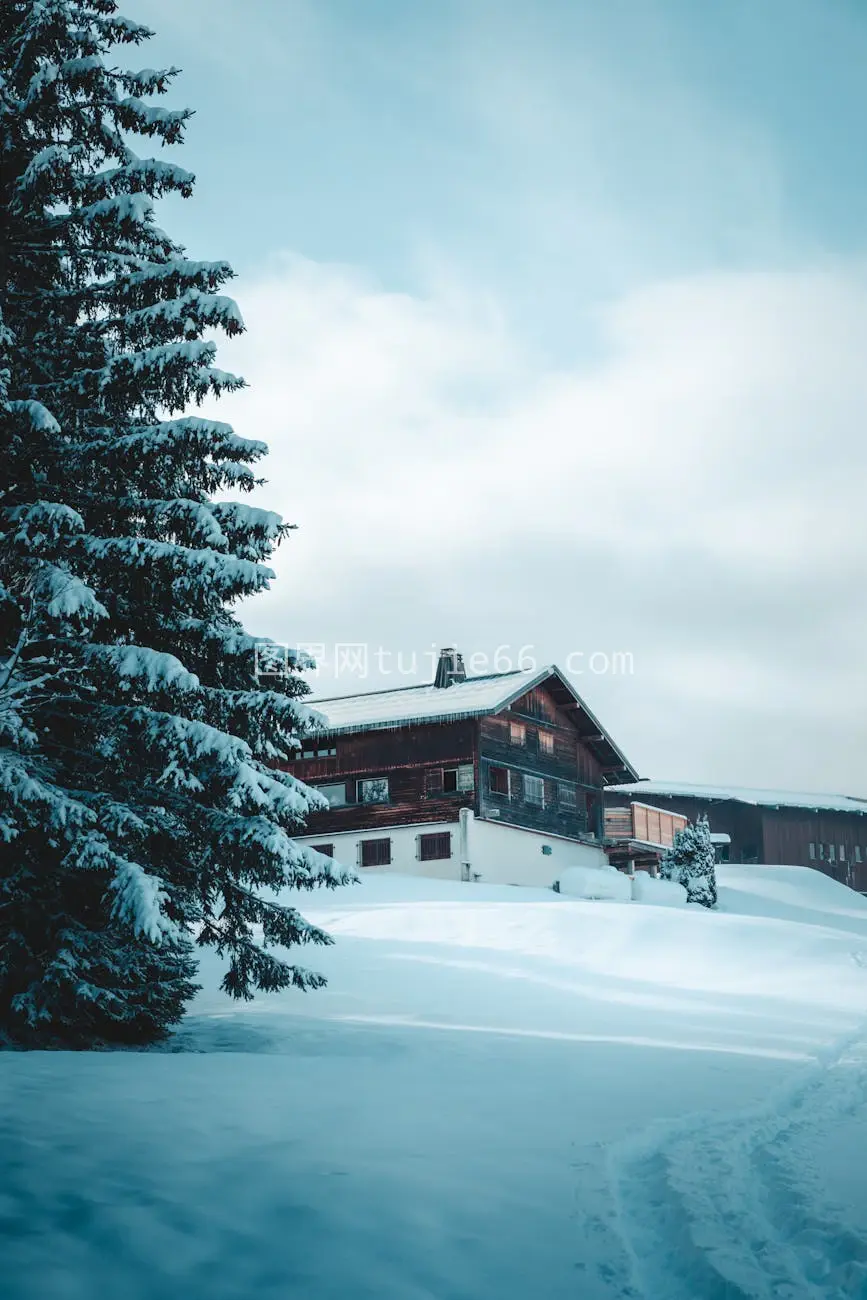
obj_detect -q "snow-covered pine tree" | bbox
[0,0,350,1045]
[659,815,717,907]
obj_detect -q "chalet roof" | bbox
[606,779,867,817]
[310,665,638,784]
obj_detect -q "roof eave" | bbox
[534,665,639,784]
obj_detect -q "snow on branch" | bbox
[118,258,233,296]
[149,498,229,549]
[0,753,94,834]
[86,644,200,695]
[111,417,267,462]
[78,192,156,226]
[43,567,108,624]
[118,66,182,96]
[5,399,61,433]
[211,502,283,538]
[123,289,244,336]
[128,708,251,770]
[107,854,181,944]
[117,95,190,136]
[87,157,194,200]
[10,501,84,549]
[226,763,320,821]
[82,535,275,599]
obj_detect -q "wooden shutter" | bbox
[424,768,444,797]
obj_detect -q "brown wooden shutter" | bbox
[424,768,444,798]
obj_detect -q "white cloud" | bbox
[207,255,867,791]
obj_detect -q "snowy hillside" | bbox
[3,865,867,1299]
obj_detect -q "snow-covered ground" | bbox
[3,865,867,1299]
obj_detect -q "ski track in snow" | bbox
[608,1026,867,1299]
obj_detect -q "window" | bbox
[317,782,347,807]
[524,774,545,806]
[418,832,451,861]
[443,764,474,793]
[558,783,577,807]
[840,845,846,860]
[489,765,510,796]
[316,746,337,758]
[538,731,554,755]
[829,844,836,863]
[856,846,863,864]
[510,722,526,746]
[302,750,315,759]
[357,777,389,804]
[312,843,334,857]
[819,843,826,859]
[809,842,816,860]
[360,838,391,867]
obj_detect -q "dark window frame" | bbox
[357,776,390,805]
[443,764,474,793]
[489,765,510,796]
[317,781,348,807]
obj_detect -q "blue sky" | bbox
[142,0,867,309]
[135,0,867,791]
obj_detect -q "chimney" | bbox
[434,646,467,688]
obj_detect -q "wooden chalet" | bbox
[605,780,867,892]
[286,648,638,886]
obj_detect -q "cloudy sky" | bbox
[135,0,867,793]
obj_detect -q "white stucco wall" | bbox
[297,821,463,880]
[465,816,609,887]
[296,811,609,888]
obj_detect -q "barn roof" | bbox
[310,665,638,784]
[606,779,867,817]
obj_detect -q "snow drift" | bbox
[554,863,632,901]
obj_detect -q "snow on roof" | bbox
[310,668,542,735]
[606,779,867,816]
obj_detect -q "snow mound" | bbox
[555,864,632,901]
[631,873,687,908]
[719,864,867,932]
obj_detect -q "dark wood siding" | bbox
[476,686,605,840]
[761,808,867,890]
[285,720,476,835]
